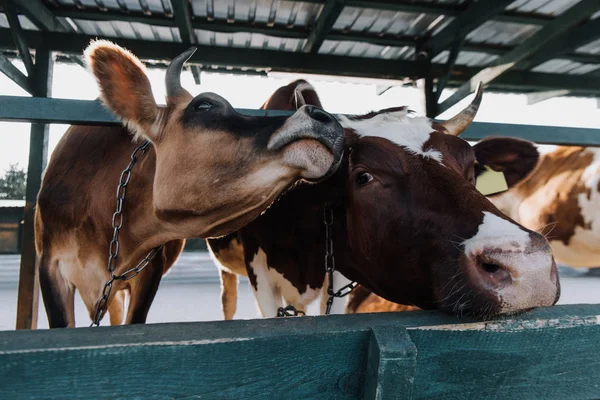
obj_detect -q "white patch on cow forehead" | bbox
[337,113,442,162]
[463,211,530,255]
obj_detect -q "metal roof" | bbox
[0,0,599,115]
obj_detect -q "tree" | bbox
[0,164,27,200]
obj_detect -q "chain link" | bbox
[276,305,306,317]
[90,140,163,327]
[324,206,357,315]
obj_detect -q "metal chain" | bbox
[276,305,306,317]
[324,206,357,315]
[90,140,163,327]
[276,206,357,318]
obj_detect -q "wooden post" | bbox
[15,46,53,330]
[364,326,417,400]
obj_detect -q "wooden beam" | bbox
[15,46,53,331]
[2,0,34,77]
[0,54,32,94]
[364,326,417,399]
[302,0,346,53]
[1,305,600,398]
[2,96,600,146]
[422,0,514,58]
[7,0,69,32]
[171,0,195,44]
[437,0,600,116]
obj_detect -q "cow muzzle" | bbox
[461,216,560,316]
[268,105,344,180]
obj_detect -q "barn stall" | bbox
[0,0,600,398]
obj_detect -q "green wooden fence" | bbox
[1,304,599,399]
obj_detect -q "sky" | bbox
[1,58,599,174]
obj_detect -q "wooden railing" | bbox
[1,304,599,399]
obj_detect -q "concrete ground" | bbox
[0,252,599,331]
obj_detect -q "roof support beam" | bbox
[7,0,69,32]
[171,0,202,84]
[421,0,514,58]
[516,17,600,71]
[0,53,32,94]
[297,0,552,25]
[45,8,600,66]
[1,29,600,97]
[302,0,346,53]
[437,0,600,116]
[2,0,34,77]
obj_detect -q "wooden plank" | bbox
[15,47,53,330]
[409,322,600,399]
[364,325,417,399]
[2,96,600,146]
[1,305,599,398]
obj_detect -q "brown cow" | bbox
[350,143,600,316]
[36,42,344,328]
[209,81,561,320]
[486,144,600,268]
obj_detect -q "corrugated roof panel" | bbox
[433,50,499,67]
[576,38,600,55]
[190,0,321,27]
[0,13,39,30]
[467,21,541,46]
[62,18,180,42]
[319,40,410,60]
[531,58,595,74]
[335,6,449,37]
[506,0,583,16]
[194,29,304,52]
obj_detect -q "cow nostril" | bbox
[481,263,501,274]
[307,106,333,124]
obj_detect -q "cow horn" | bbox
[440,82,484,136]
[294,88,307,109]
[166,46,197,99]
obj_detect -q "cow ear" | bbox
[85,40,158,139]
[473,137,539,188]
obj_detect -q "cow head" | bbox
[84,42,343,237]
[327,85,559,318]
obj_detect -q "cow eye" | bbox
[195,101,213,111]
[355,172,373,185]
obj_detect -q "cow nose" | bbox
[463,230,559,314]
[305,105,335,124]
[474,256,512,289]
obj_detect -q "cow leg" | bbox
[219,269,238,320]
[39,254,76,328]
[246,249,283,318]
[124,255,164,324]
[319,271,352,315]
[108,288,127,325]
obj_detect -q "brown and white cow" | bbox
[36,42,344,328]
[485,143,600,268]
[209,81,561,320]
